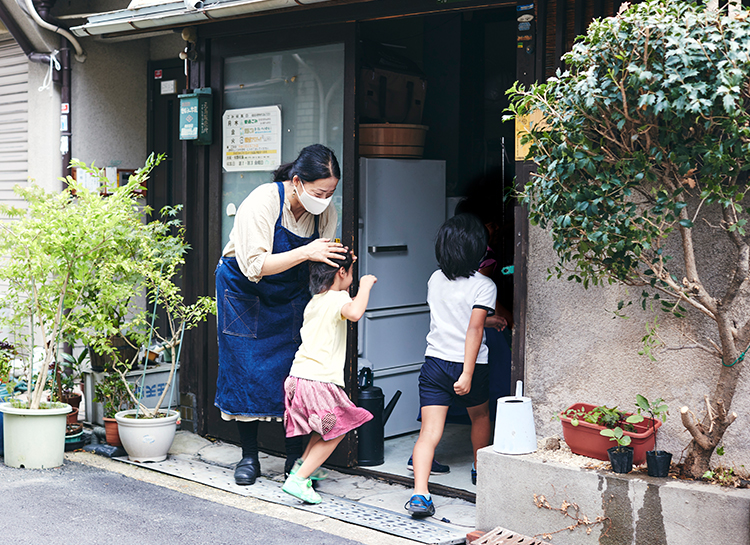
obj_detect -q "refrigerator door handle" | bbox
[368,244,408,254]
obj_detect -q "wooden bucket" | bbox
[359,124,428,158]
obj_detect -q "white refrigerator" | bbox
[358,158,446,437]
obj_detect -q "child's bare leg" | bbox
[300,433,322,460]
[466,401,491,466]
[296,433,344,479]
[411,405,449,496]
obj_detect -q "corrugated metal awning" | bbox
[70,0,339,37]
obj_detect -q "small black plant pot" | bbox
[646,450,672,477]
[607,446,634,474]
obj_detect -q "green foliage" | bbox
[506,0,750,343]
[0,340,16,384]
[93,368,133,418]
[0,153,215,411]
[702,465,735,485]
[635,394,669,422]
[563,404,641,431]
[600,426,633,447]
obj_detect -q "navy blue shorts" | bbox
[418,356,490,408]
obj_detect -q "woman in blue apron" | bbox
[215,144,346,485]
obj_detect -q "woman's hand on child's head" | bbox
[453,372,472,396]
[306,238,347,266]
[359,275,377,290]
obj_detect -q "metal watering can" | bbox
[356,367,401,466]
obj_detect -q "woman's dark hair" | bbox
[434,213,487,280]
[309,248,355,294]
[273,144,341,183]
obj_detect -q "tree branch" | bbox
[680,406,712,449]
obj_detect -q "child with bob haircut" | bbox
[406,213,497,518]
[282,248,377,504]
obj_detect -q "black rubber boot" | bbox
[234,455,261,485]
[235,420,260,485]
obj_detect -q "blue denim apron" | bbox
[215,182,319,418]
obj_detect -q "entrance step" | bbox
[115,455,467,545]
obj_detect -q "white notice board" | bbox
[222,105,282,172]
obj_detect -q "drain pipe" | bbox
[0,2,54,64]
[26,0,86,181]
[23,0,85,62]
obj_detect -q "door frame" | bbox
[201,22,360,466]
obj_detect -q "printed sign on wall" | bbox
[222,105,282,172]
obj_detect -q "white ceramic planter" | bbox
[0,402,71,469]
[115,409,179,462]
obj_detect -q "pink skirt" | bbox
[284,376,373,441]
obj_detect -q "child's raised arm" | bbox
[341,275,377,322]
[454,307,488,396]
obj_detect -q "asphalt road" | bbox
[0,457,368,545]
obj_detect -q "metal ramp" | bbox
[115,455,466,545]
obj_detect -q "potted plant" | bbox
[634,394,671,477]
[93,366,134,447]
[600,423,640,474]
[559,402,661,465]
[0,155,164,469]
[110,201,215,463]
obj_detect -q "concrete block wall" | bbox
[476,447,750,545]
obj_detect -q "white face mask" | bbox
[296,180,332,215]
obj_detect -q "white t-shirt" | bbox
[290,290,352,387]
[424,270,497,364]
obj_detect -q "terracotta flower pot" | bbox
[559,403,661,465]
[62,392,82,410]
[66,406,79,425]
[103,417,122,447]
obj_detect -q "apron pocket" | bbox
[222,290,260,338]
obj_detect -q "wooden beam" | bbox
[555,0,566,72]
[593,0,604,19]
[574,0,585,38]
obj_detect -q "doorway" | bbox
[204,26,358,467]
[358,6,517,492]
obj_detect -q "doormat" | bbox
[115,455,466,545]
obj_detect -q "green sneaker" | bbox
[282,474,322,504]
[290,458,330,481]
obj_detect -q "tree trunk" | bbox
[679,314,742,479]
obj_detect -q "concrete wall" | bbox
[70,39,150,170]
[476,448,750,545]
[524,222,750,469]
[27,54,62,192]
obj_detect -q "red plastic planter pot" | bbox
[559,403,661,465]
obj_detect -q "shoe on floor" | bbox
[405,494,435,518]
[282,474,322,504]
[407,456,450,475]
[234,455,260,486]
[471,466,477,485]
[290,458,330,481]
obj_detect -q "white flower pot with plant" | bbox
[0,154,197,468]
